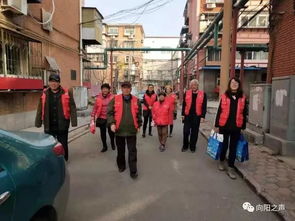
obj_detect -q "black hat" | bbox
[49,73,60,82]
[158,92,166,97]
[101,83,111,90]
[121,81,131,88]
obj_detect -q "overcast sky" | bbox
[85,0,185,37]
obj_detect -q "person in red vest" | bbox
[181,79,207,153]
[152,92,171,152]
[214,77,247,179]
[142,84,157,137]
[35,73,77,161]
[165,85,178,137]
[107,82,142,179]
[91,83,115,152]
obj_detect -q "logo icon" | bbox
[242,202,255,213]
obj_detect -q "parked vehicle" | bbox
[0,130,69,221]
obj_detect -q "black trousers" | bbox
[183,116,201,151]
[220,129,241,168]
[116,136,137,174]
[47,130,69,161]
[169,125,174,135]
[143,110,152,135]
[99,120,115,149]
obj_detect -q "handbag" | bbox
[236,135,249,162]
[90,119,96,134]
[207,130,223,160]
[96,118,107,127]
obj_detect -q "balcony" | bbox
[82,7,104,46]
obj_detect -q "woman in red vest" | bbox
[165,85,177,137]
[214,77,247,179]
[91,83,115,152]
[142,84,157,137]
[152,92,171,152]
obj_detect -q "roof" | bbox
[82,7,104,19]
[201,66,267,71]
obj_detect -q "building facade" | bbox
[85,23,145,93]
[181,0,269,98]
[0,0,93,130]
[142,36,180,90]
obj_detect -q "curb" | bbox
[68,124,89,143]
[199,127,290,221]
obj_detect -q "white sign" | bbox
[275,89,287,107]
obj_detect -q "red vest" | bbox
[143,93,157,111]
[152,100,170,126]
[219,94,246,128]
[166,94,176,124]
[41,87,70,120]
[114,95,139,129]
[184,90,204,116]
[93,93,114,119]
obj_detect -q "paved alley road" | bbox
[64,119,280,221]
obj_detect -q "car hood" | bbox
[0,130,56,148]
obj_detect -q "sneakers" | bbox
[159,145,166,152]
[227,167,237,180]
[218,161,226,171]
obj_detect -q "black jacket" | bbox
[35,87,77,133]
[215,93,248,130]
[181,91,207,118]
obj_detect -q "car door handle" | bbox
[0,191,10,205]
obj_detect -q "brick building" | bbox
[0,0,81,130]
[264,0,295,155]
[180,0,269,98]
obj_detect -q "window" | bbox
[108,40,118,48]
[71,70,77,80]
[243,51,268,60]
[207,48,221,61]
[0,29,32,77]
[239,14,269,28]
[124,27,135,36]
[108,27,119,35]
[109,56,118,63]
[123,41,134,48]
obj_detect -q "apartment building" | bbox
[180,0,269,98]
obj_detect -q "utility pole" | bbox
[220,0,233,97]
[170,52,174,87]
[179,51,185,103]
[230,8,239,78]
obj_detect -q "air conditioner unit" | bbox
[206,3,216,9]
[128,34,135,39]
[215,0,224,3]
[1,0,27,15]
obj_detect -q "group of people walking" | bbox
[35,73,247,180]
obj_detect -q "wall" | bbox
[268,0,295,78]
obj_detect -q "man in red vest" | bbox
[142,84,157,137]
[107,82,142,179]
[91,83,115,152]
[181,79,207,153]
[35,73,77,161]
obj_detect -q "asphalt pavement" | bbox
[64,118,280,221]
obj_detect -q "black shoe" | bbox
[130,172,138,179]
[101,148,107,153]
[191,150,196,153]
[181,148,188,152]
[119,167,126,173]
[142,134,146,138]
[148,133,153,136]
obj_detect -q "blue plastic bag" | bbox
[236,135,249,162]
[207,132,223,160]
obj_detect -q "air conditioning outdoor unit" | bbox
[206,3,216,9]
[128,34,135,39]
[1,0,27,15]
[215,0,224,3]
